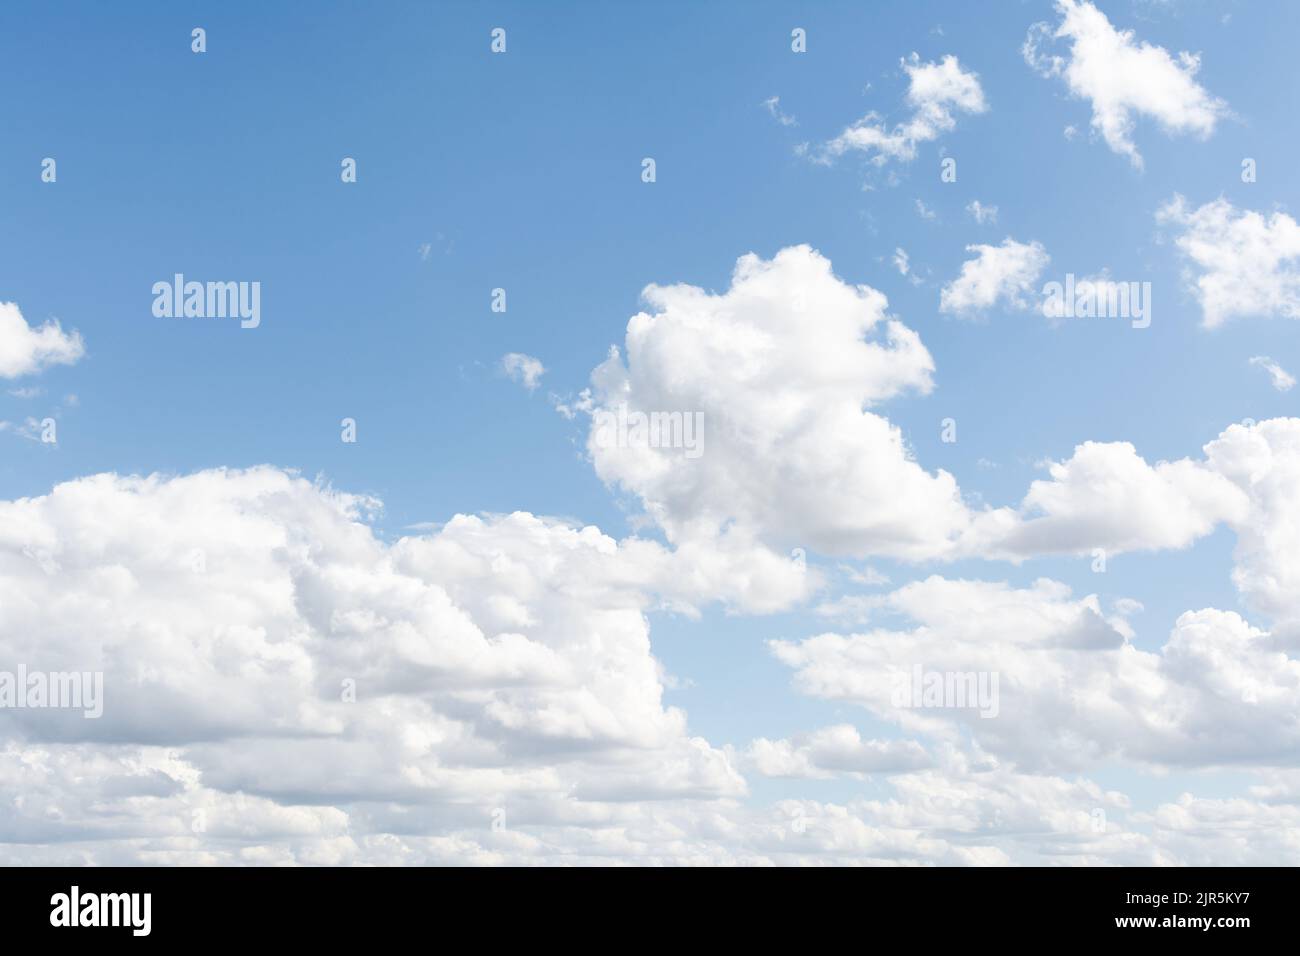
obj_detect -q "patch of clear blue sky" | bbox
[0,1,1295,811]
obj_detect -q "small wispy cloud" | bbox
[0,416,50,443]
[1249,355,1296,392]
[966,200,998,224]
[418,233,453,261]
[501,352,546,392]
[761,95,798,127]
[817,54,987,166]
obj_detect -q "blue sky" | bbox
[2,1,1299,864]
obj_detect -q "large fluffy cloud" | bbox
[1024,0,1227,169]
[1142,791,1300,867]
[773,576,1300,773]
[0,301,84,379]
[1,465,1295,864]
[971,420,1300,639]
[1204,419,1300,640]
[12,734,1290,864]
[0,739,1158,864]
[976,439,1248,558]
[578,245,1300,592]
[1158,195,1300,327]
[0,468,746,845]
[0,466,1171,865]
[583,245,981,563]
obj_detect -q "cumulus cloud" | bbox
[966,200,998,224]
[772,576,1300,773]
[750,750,1160,865]
[939,239,1050,316]
[582,245,988,564]
[1158,195,1300,326]
[9,730,1288,864]
[1023,0,1228,169]
[0,302,85,379]
[501,352,545,391]
[1142,790,1300,866]
[0,738,1163,864]
[0,464,1203,866]
[963,419,1300,642]
[0,467,758,857]
[743,725,929,778]
[976,439,1248,559]
[821,54,986,165]
[1,461,1296,864]
[577,243,1297,599]
[1203,419,1300,640]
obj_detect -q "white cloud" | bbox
[1024,0,1227,169]
[976,438,1248,558]
[583,245,986,564]
[0,464,1198,866]
[892,247,910,275]
[0,302,85,379]
[501,352,545,391]
[1,461,1297,864]
[0,738,1162,864]
[939,239,1050,316]
[1250,356,1296,392]
[10,732,1292,863]
[0,416,56,444]
[966,200,998,224]
[0,467,762,855]
[743,725,929,779]
[1203,419,1300,639]
[1142,790,1300,866]
[914,199,937,221]
[761,96,797,127]
[962,419,1300,642]
[821,54,986,165]
[773,576,1300,773]
[577,246,1294,595]
[844,564,890,587]
[1158,195,1300,327]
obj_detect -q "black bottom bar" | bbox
[3,866,1291,944]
